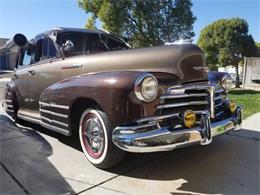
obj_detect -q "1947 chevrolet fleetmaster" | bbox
[2,28,243,169]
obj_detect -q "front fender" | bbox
[3,80,19,116]
[40,71,145,129]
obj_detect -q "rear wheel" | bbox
[79,109,125,169]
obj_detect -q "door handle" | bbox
[62,64,82,69]
[28,70,35,76]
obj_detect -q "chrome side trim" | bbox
[41,116,52,123]
[39,102,49,107]
[53,120,69,127]
[40,109,68,119]
[41,121,68,134]
[17,111,69,135]
[6,109,14,113]
[157,101,208,109]
[6,105,13,108]
[41,116,69,128]
[39,102,69,110]
[18,113,41,124]
[3,99,12,103]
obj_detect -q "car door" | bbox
[27,36,82,112]
[12,48,32,110]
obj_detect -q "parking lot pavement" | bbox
[0,110,260,195]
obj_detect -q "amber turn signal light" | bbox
[183,110,196,128]
[229,101,237,113]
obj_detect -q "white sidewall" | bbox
[79,109,108,165]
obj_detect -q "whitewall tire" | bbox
[79,109,125,169]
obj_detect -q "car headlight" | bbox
[134,73,159,102]
[221,74,233,92]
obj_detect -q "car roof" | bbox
[30,27,126,44]
[53,27,105,34]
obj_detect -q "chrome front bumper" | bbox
[112,106,243,153]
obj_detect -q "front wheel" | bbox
[79,109,125,169]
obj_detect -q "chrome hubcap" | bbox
[82,114,104,158]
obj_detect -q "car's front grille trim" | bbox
[214,95,226,101]
[160,93,208,99]
[157,101,209,109]
[156,82,227,119]
[214,85,227,117]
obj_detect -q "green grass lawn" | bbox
[229,90,260,119]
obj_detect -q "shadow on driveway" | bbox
[0,114,75,195]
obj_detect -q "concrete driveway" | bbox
[0,108,259,195]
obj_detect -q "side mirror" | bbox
[62,40,74,54]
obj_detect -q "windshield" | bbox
[56,32,129,57]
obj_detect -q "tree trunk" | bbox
[235,64,240,88]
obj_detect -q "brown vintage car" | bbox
[2,28,243,169]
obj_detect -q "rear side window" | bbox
[102,35,129,51]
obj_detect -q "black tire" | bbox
[79,108,125,169]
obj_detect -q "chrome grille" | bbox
[214,85,227,118]
[157,84,210,116]
[156,83,226,119]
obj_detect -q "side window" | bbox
[57,32,108,56]
[104,36,129,51]
[87,34,108,54]
[41,38,58,60]
[19,49,32,66]
[34,38,58,62]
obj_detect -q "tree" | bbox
[78,0,196,47]
[85,16,97,29]
[256,42,260,57]
[197,18,257,87]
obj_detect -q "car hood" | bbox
[68,44,208,83]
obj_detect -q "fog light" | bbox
[184,110,196,128]
[229,101,237,113]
